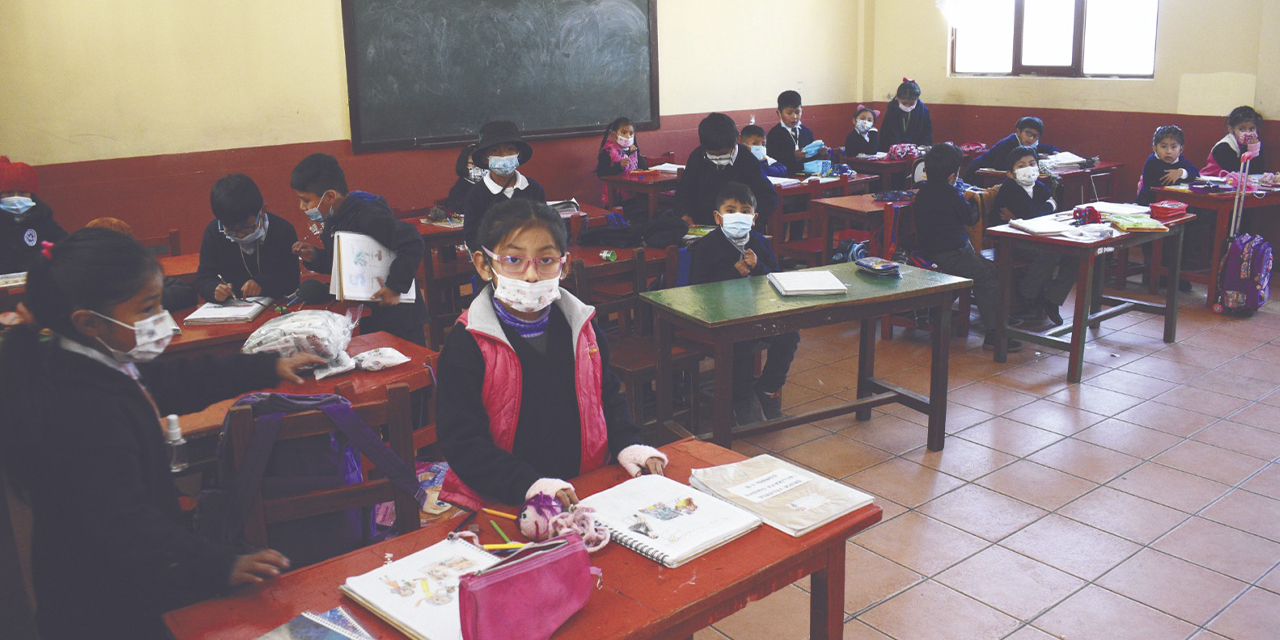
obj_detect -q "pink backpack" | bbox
[1216,233,1272,315]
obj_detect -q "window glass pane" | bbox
[1021,0,1076,67]
[1083,0,1157,76]
[952,0,1014,74]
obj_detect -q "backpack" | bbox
[1215,233,1272,315]
[831,239,869,264]
[195,392,425,566]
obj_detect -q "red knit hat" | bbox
[0,156,38,195]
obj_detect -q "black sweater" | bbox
[0,196,66,274]
[446,176,475,215]
[194,212,300,303]
[1137,154,1200,205]
[24,346,280,640]
[462,175,547,252]
[674,145,779,227]
[595,145,649,177]
[766,123,816,174]
[689,228,779,285]
[913,180,978,255]
[844,129,881,158]
[435,300,639,505]
[303,191,423,296]
[1211,140,1267,174]
[879,101,934,150]
[992,178,1056,220]
[965,134,1060,182]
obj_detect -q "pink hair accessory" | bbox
[856,104,882,119]
[40,240,54,260]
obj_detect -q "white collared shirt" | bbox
[57,335,139,379]
[783,122,802,149]
[484,171,530,198]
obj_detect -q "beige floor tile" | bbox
[1005,627,1061,640]
[976,460,1097,511]
[777,383,827,410]
[1027,438,1141,483]
[853,512,988,576]
[1228,356,1280,384]
[955,417,1064,457]
[1152,440,1270,485]
[743,423,829,453]
[985,369,1074,397]
[1206,587,1280,640]
[1152,384,1253,418]
[949,381,1038,415]
[1187,369,1279,401]
[837,543,925,615]
[1153,516,1280,583]
[1195,422,1280,460]
[1002,398,1108,435]
[708,585,810,640]
[1045,384,1146,417]
[842,619,893,640]
[918,484,1047,542]
[903,438,1018,481]
[1071,417,1183,459]
[1058,486,1186,544]
[1107,462,1231,513]
[730,439,770,458]
[1000,514,1140,580]
[1258,567,1280,595]
[1228,403,1280,433]
[1189,630,1231,640]
[1183,330,1268,356]
[1094,330,1176,355]
[837,414,929,454]
[935,545,1084,621]
[1096,548,1248,626]
[1083,368,1180,399]
[843,458,967,508]
[1033,585,1197,640]
[842,488,908,529]
[693,628,729,640]
[779,434,891,479]
[1119,354,1212,383]
[1201,489,1280,542]
[858,580,1019,640]
[1248,342,1280,364]
[883,400,994,434]
[1022,351,1120,377]
[1242,464,1280,500]
[1112,400,1218,437]
[1148,342,1239,368]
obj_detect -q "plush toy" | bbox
[518,494,610,552]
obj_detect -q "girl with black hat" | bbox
[462,121,546,252]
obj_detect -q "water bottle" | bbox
[165,414,188,473]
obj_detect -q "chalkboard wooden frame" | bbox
[341,0,660,154]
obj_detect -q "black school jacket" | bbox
[689,227,780,285]
[844,128,881,158]
[913,180,978,255]
[1137,154,1200,205]
[965,134,1060,183]
[462,175,547,252]
[766,123,816,175]
[0,197,67,274]
[674,145,779,228]
[28,346,280,640]
[194,212,300,303]
[879,101,934,150]
[993,178,1056,220]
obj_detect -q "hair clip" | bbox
[856,104,882,119]
[902,76,916,83]
[39,240,54,260]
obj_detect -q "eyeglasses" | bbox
[219,211,264,238]
[483,247,567,277]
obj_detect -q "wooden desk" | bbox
[843,157,911,191]
[159,253,201,282]
[988,213,1193,382]
[643,263,971,451]
[975,162,1124,209]
[811,194,913,264]
[601,171,680,219]
[166,300,367,358]
[163,439,882,640]
[1152,186,1280,308]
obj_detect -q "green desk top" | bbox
[640,263,972,328]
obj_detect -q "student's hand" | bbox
[743,249,758,269]
[371,286,401,306]
[555,487,580,509]
[794,149,808,160]
[292,242,318,262]
[1161,168,1185,185]
[642,457,666,476]
[275,353,327,384]
[735,260,752,277]
[240,279,262,298]
[681,215,695,226]
[227,549,290,587]
[213,283,235,303]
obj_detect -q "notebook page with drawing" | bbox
[183,298,273,324]
[329,232,417,304]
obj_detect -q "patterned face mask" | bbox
[91,309,179,363]
[491,271,562,313]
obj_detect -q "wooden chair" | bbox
[774,193,876,268]
[227,384,421,550]
[139,229,181,257]
[881,202,972,340]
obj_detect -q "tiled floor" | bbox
[683,285,1280,640]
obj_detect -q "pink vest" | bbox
[440,292,610,511]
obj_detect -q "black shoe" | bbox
[984,331,1024,352]
[1013,295,1040,321]
[1041,298,1064,326]
[1179,279,1193,293]
[733,394,766,426]
[756,389,784,421]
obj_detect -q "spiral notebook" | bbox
[578,475,761,568]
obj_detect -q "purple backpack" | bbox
[195,393,424,566]
[1217,233,1273,315]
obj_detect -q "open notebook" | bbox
[767,271,848,296]
[578,474,761,568]
[183,297,273,324]
[340,537,500,640]
[330,232,417,304]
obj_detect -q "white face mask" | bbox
[706,147,736,168]
[616,135,634,148]
[91,309,178,363]
[1014,165,1039,187]
[720,212,755,239]
[898,100,917,113]
[491,271,561,314]
[749,145,767,161]
[855,119,874,134]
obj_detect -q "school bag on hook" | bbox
[1213,133,1272,315]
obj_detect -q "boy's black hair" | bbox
[1228,106,1263,129]
[1153,125,1185,147]
[777,90,802,110]
[1006,145,1039,171]
[740,124,767,140]
[716,181,756,209]
[896,80,922,100]
[290,153,349,196]
[454,144,477,179]
[476,198,568,255]
[600,117,634,149]
[698,113,739,151]
[209,173,265,226]
[924,143,964,182]
[1015,116,1045,135]
[0,228,161,497]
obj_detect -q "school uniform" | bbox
[993,178,1077,306]
[462,172,547,252]
[194,212,300,303]
[879,101,934,151]
[1204,134,1267,177]
[844,128,881,158]
[1137,154,1199,205]
[912,180,999,328]
[25,340,281,640]
[597,142,651,219]
[436,288,639,507]
[674,145,779,228]
[766,122,816,175]
[689,228,799,398]
[446,175,476,215]
[964,134,1060,183]
[759,155,789,178]
[303,190,427,346]
[0,196,66,274]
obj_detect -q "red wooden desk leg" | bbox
[712,339,735,447]
[648,186,660,220]
[1068,250,1096,383]
[1207,201,1231,308]
[809,543,847,640]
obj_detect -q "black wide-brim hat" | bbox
[471,120,534,169]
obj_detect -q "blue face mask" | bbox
[303,192,332,224]
[488,154,520,176]
[749,145,767,161]
[0,196,36,219]
[720,212,755,239]
[221,211,268,248]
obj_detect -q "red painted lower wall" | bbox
[25,102,1276,251]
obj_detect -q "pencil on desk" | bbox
[482,542,526,550]
[490,520,512,544]
[481,507,517,521]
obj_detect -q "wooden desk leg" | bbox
[821,204,834,267]
[655,316,675,426]
[1207,202,1231,308]
[1149,239,1163,295]
[857,317,876,421]
[711,339,735,446]
[1068,250,1096,383]
[928,297,953,451]
[994,237,1014,364]
[809,543,846,640]
[1165,227,1185,343]
[647,186,660,220]
[1089,252,1106,331]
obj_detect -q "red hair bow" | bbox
[856,104,882,119]
[902,77,916,83]
[40,240,54,260]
